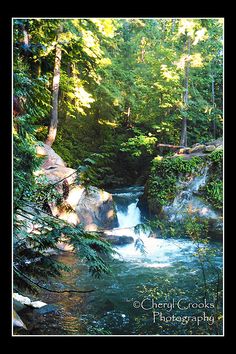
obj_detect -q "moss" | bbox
[147,149,223,214]
[147,156,206,213]
[202,149,223,211]
[150,216,211,241]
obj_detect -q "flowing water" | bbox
[163,167,219,221]
[16,186,223,336]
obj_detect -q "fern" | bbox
[13,54,115,295]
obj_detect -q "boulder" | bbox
[75,187,118,230]
[50,185,118,230]
[35,143,77,185]
[205,145,216,152]
[207,218,223,241]
[36,143,66,168]
[104,235,134,245]
[13,293,47,310]
[207,137,223,147]
[30,301,48,308]
[192,143,201,148]
[35,143,118,230]
[13,309,27,330]
[215,145,223,152]
[43,165,76,185]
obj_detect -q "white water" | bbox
[108,186,204,268]
[163,167,218,221]
[29,186,222,336]
[116,201,141,228]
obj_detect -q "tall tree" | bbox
[211,69,216,138]
[180,36,191,146]
[45,24,63,146]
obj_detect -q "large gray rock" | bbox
[206,137,223,147]
[214,145,223,152]
[43,166,76,185]
[35,143,118,231]
[36,143,66,168]
[205,145,216,152]
[35,143,77,185]
[104,234,134,245]
[50,185,118,231]
[75,187,118,230]
[13,293,47,311]
[13,309,27,330]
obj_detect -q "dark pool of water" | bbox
[15,238,223,336]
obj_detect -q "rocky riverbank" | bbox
[35,143,118,233]
[138,138,223,239]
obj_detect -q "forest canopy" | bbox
[13,18,224,336]
[13,18,223,187]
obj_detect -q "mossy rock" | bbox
[205,145,216,152]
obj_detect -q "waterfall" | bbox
[163,166,218,221]
[107,186,199,266]
[111,186,144,231]
[116,201,141,228]
[107,186,147,239]
[105,183,220,269]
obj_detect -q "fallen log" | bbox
[156,143,188,149]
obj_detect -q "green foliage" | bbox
[14,206,115,294]
[13,19,223,336]
[13,121,43,211]
[204,180,223,210]
[144,215,209,240]
[201,149,223,210]
[13,126,115,294]
[54,226,115,277]
[27,18,222,187]
[147,156,205,212]
[120,129,157,157]
[75,151,116,188]
[13,18,223,297]
[208,149,223,164]
[183,216,209,240]
[14,58,51,122]
[13,24,116,294]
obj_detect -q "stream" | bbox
[17,186,223,336]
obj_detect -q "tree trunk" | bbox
[21,20,30,49]
[65,62,76,121]
[45,30,62,146]
[23,27,30,48]
[180,116,187,146]
[20,20,30,58]
[211,73,216,138]
[180,37,191,147]
[161,19,166,39]
[171,19,176,33]
[127,106,131,118]
[36,60,41,78]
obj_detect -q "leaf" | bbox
[84,158,96,165]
